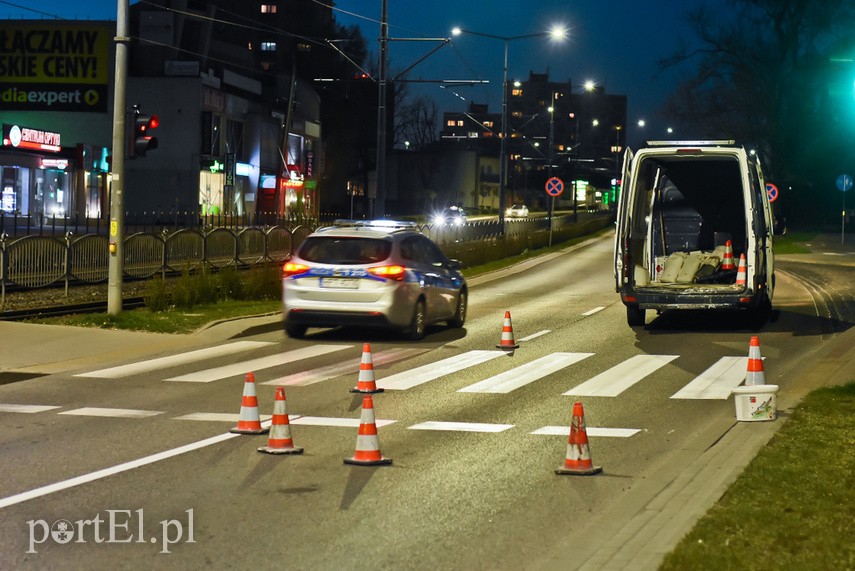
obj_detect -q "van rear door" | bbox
[614,148,634,291]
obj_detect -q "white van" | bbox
[614,140,780,327]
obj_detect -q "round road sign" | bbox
[836,174,853,192]
[766,183,779,203]
[545,177,564,197]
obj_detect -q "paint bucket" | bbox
[732,384,779,422]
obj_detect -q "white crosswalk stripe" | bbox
[59,407,162,419]
[76,341,274,379]
[377,350,506,390]
[565,354,679,397]
[530,426,641,437]
[458,352,594,394]
[670,356,748,399]
[263,348,427,386]
[0,404,61,414]
[408,421,514,433]
[165,345,352,383]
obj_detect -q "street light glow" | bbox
[638,119,646,127]
[451,27,462,36]
[549,25,568,40]
[583,80,596,92]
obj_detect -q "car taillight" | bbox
[282,262,309,277]
[369,265,407,281]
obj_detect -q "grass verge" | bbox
[660,381,855,570]
[773,231,815,254]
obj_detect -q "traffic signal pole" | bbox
[107,0,129,315]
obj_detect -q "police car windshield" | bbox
[298,237,392,265]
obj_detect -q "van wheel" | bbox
[285,323,307,339]
[627,306,646,327]
[405,300,426,340]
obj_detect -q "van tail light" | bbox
[369,265,407,281]
[283,262,310,277]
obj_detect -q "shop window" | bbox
[260,42,276,51]
[260,4,277,13]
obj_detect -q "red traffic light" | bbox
[132,113,159,157]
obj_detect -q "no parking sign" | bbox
[766,183,779,203]
[545,177,564,197]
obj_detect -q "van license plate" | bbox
[321,277,358,289]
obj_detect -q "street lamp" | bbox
[451,25,566,225]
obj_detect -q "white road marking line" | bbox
[530,426,641,437]
[408,421,513,433]
[518,330,551,342]
[565,354,679,397]
[458,352,594,394]
[0,404,61,414]
[289,416,396,428]
[165,345,352,383]
[377,350,505,390]
[174,413,273,422]
[670,356,748,399]
[582,306,605,316]
[263,348,427,386]
[75,341,274,378]
[59,407,162,419]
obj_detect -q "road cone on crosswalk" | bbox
[745,336,766,386]
[556,401,602,475]
[735,254,747,285]
[351,343,384,394]
[230,372,269,435]
[344,394,392,466]
[258,386,303,454]
[721,240,735,270]
[496,311,520,352]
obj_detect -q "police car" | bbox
[282,220,468,339]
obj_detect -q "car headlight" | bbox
[432,215,446,225]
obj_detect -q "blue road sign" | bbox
[837,174,853,192]
[545,177,564,197]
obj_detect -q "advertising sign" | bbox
[0,23,111,112]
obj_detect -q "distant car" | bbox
[282,220,468,340]
[431,206,467,226]
[505,204,529,218]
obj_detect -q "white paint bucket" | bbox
[732,385,779,422]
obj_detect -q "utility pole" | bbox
[548,92,555,246]
[374,0,388,218]
[107,0,129,315]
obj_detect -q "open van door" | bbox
[614,147,634,291]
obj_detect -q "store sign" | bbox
[2,124,61,152]
[40,158,68,169]
[0,23,111,112]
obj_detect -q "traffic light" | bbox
[132,111,159,157]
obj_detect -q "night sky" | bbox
[3,0,728,145]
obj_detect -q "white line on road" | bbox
[530,426,641,437]
[565,354,679,397]
[408,421,514,433]
[377,350,506,390]
[458,352,594,394]
[289,416,396,428]
[0,404,61,414]
[518,330,551,342]
[59,407,163,418]
[174,413,273,422]
[75,341,274,378]
[262,348,427,386]
[165,344,352,383]
[670,356,748,399]
[582,306,605,316]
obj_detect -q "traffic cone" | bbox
[721,240,735,270]
[258,386,303,454]
[230,372,269,435]
[344,394,392,466]
[745,336,766,386]
[735,254,747,285]
[351,343,384,394]
[496,311,520,351]
[556,402,602,476]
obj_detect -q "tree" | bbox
[395,96,439,150]
[662,0,855,225]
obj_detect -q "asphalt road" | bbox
[0,234,852,570]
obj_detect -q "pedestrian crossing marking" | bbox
[377,350,505,391]
[670,356,748,399]
[262,348,427,386]
[408,421,514,433]
[59,407,162,419]
[565,354,679,397]
[0,404,61,414]
[175,412,274,422]
[518,330,551,342]
[165,345,352,383]
[76,341,274,379]
[289,416,397,428]
[531,426,641,438]
[458,352,594,394]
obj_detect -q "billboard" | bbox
[0,22,111,113]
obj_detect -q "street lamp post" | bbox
[451,26,566,226]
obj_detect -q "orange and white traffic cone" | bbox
[745,335,766,386]
[258,386,303,455]
[230,372,269,435]
[735,254,747,285]
[351,343,384,394]
[496,311,520,352]
[721,240,735,271]
[344,394,392,466]
[556,402,602,475]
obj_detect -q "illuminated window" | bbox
[512,89,523,96]
[511,111,522,118]
[261,42,277,51]
[483,131,493,137]
[483,121,493,127]
[261,4,277,13]
[468,132,478,138]
[456,120,464,127]
[446,119,456,127]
